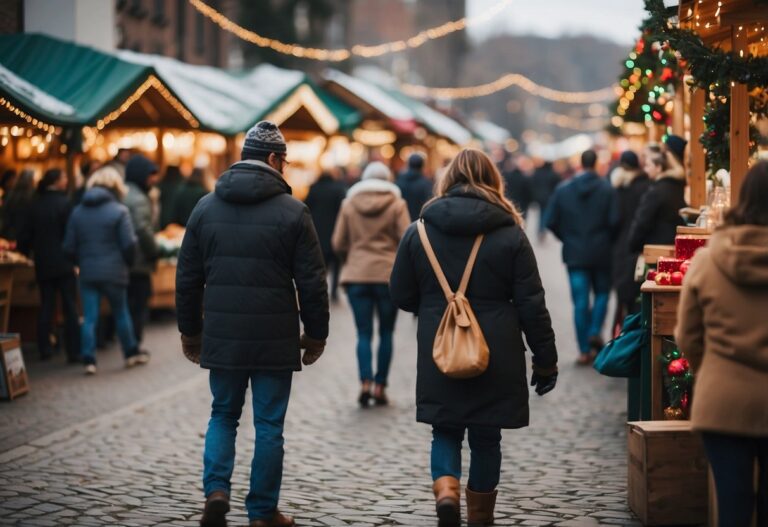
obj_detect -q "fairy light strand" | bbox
[401,74,620,103]
[96,75,199,130]
[0,97,58,133]
[188,0,512,61]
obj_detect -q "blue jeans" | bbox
[431,425,502,493]
[80,282,138,364]
[203,369,293,521]
[567,268,611,355]
[346,283,398,385]
[701,432,768,526]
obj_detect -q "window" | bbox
[154,0,165,19]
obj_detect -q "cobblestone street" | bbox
[0,224,641,526]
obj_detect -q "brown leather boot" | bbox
[466,487,497,526]
[432,476,460,526]
[200,491,229,527]
[249,509,295,527]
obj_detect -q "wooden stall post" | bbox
[689,85,707,208]
[673,82,686,137]
[729,27,750,205]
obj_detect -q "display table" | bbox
[149,260,177,310]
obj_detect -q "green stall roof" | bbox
[0,33,152,126]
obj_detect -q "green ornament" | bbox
[671,349,681,359]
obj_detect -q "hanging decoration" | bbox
[643,0,768,173]
[659,344,693,420]
[188,0,512,61]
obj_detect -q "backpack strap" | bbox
[417,220,484,302]
[457,234,484,296]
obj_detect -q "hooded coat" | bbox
[389,187,557,428]
[175,160,329,371]
[63,187,137,286]
[675,226,768,436]
[610,167,651,306]
[545,171,619,269]
[305,174,347,260]
[332,178,411,284]
[395,168,433,221]
[124,155,159,276]
[17,189,75,282]
[627,173,686,253]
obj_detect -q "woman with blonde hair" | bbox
[390,148,558,526]
[64,165,146,374]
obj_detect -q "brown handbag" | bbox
[417,221,489,379]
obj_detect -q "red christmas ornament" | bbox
[681,392,690,410]
[679,58,688,69]
[709,131,717,137]
[660,67,674,82]
[636,38,645,54]
[668,358,690,376]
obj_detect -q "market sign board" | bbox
[0,334,28,400]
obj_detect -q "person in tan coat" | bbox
[332,161,411,407]
[675,160,768,526]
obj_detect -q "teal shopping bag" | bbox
[593,311,644,377]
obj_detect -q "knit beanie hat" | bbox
[664,134,687,163]
[408,153,425,169]
[361,161,392,182]
[619,150,640,170]
[242,121,287,160]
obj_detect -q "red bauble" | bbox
[681,392,690,410]
[668,358,690,376]
[636,38,646,54]
[655,272,671,286]
[670,271,684,286]
[647,270,658,281]
[660,67,674,82]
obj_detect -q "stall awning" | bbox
[323,69,472,145]
[469,118,511,145]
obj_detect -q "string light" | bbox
[188,0,512,61]
[543,112,607,131]
[96,75,199,130]
[401,74,619,103]
[0,97,57,133]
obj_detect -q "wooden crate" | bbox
[628,421,708,525]
[643,244,676,265]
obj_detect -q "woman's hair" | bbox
[724,160,768,226]
[87,165,128,200]
[647,148,685,180]
[431,148,523,224]
[37,168,64,193]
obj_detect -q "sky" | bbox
[466,0,648,46]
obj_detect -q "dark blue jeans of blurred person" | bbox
[80,282,138,365]
[567,268,611,355]
[346,283,398,386]
[203,370,293,521]
[431,426,502,492]
[701,432,768,526]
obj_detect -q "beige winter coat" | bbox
[675,225,768,436]
[332,179,411,285]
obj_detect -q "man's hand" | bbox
[181,333,202,364]
[530,364,558,396]
[300,334,326,366]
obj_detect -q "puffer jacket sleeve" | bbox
[131,193,159,262]
[544,189,561,240]
[511,229,557,368]
[674,250,705,370]
[175,208,205,337]
[62,211,78,262]
[117,207,138,266]
[331,203,349,260]
[389,225,420,313]
[628,186,659,253]
[292,207,330,340]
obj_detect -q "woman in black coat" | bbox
[17,169,80,362]
[627,148,687,253]
[389,149,558,527]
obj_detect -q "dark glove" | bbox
[300,333,326,366]
[181,333,202,364]
[531,365,558,396]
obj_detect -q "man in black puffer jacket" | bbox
[176,121,329,527]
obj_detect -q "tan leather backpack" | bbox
[417,221,489,378]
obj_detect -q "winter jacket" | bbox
[389,187,557,428]
[169,181,208,227]
[63,187,137,286]
[175,160,329,371]
[529,165,561,208]
[332,179,410,285]
[627,174,687,253]
[305,175,347,259]
[124,155,159,276]
[1,190,34,241]
[395,169,433,221]
[675,226,768,436]
[545,171,619,269]
[610,168,651,306]
[503,168,531,215]
[16,190,75,282]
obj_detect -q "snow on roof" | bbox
[408,99,472,146]
[323,69,414,121]
[118,51,305,133]
[0,63,75,117]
